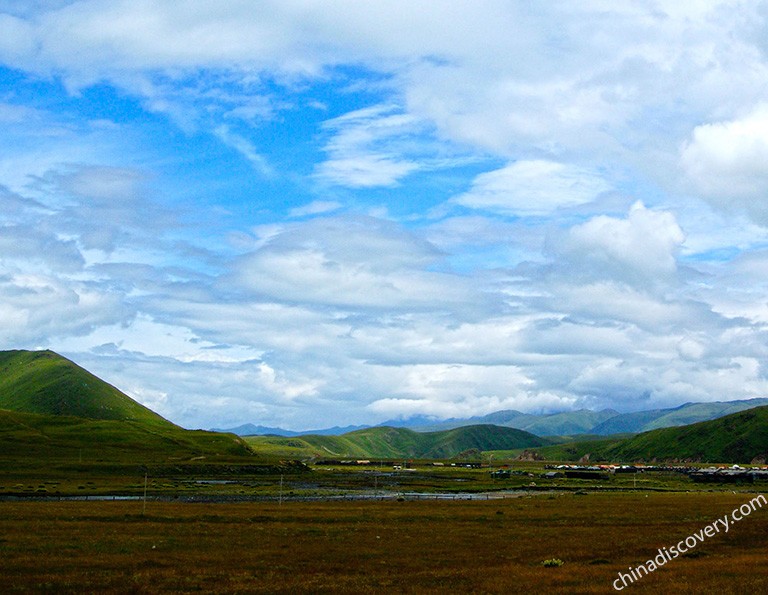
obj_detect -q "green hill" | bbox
[590,398,768,434]
[642,399,768,431]
[400,399,768,436]
[245,424,551,460]
[0,350,172,426]
[0,408,254,466]
[525,406,768,464]
[411,408,619,435]
[604,405,768,464]
[0,350,260,468]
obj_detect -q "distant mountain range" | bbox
[211,423,369,437]
[532,405,768,464]
[219,398,768,438]
[245,404,768,464]
[245,424,551,460]
[2,349,767,464]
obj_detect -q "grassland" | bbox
[2,348,768,592]
[0,408,258,465]
[0,408,305,499]
[1,492,767,593]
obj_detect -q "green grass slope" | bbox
[0,408,254,467]
[523,406,768,464]
[0,350,264,470]
[642,398,768,431]
[588,408,671,435]
[604,405,768,464]
[246,424,551,460]
[591,398,768,434]
[0,350,172,426]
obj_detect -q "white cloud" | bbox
[214,125,273,177]
[547,282,685,331]
[0,271,131,345]
[4,1,768,429]
[315,155,417,189]
[228,215,480,310]
[288,200,342,218]
[453,160,611,216]
[568,354,768,409]
[681,104,768,222]
[314,105,423,188]
[557,201,685,286]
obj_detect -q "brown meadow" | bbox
[1,491,766,594]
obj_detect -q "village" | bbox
[491,463,768,484]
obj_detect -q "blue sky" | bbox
[3,1,768,430]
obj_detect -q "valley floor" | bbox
[1,491,766,593]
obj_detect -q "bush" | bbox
[541,558,564,567]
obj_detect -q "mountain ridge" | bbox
[245,424,552,460]
[529,405,768,464]
[219,398,768,437]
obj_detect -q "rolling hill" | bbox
[603,405,768,464]
[525,406,768,464]
[0,350,172,426]
[590,398,768,434]
[0,349,257,466]
[245,424,551,460]
[391,398,768,436]
[0,408,254,465]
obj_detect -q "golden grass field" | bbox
[1,491,766,593]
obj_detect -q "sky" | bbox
[2,1,768,431]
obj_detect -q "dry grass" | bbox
[1,492,766,593]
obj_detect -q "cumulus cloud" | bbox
[366,362,548,419]
[0,271,132,345]
[555,201,685,287]
[681,104,768,222]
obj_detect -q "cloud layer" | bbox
[2,1,768,430]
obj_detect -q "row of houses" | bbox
[492,463,768,483]
[689,466,768,483]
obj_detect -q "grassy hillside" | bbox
[245,424,551,460]
[591,398,768,434]
[0,350,172,426]
[642,398,768,431]
[589,408,670,435]
[522,406,768,464]
[518,409,617,435]
[604,405,768,464]
[0,408,254,467]
[405,399,768,437]
[0,350,266,472]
